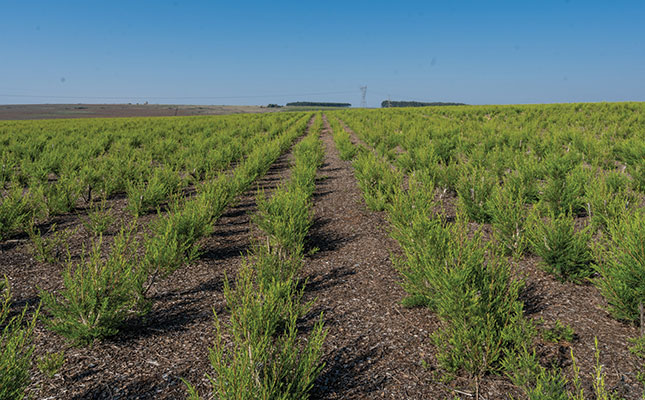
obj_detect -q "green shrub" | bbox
[40,226,147,344]
[0,276,39,400]
[594,209,645,323]
[78,163,102,203]
[81,198,114,235]
[141,117,309,293]
[168,196,215,244]
[396,144,439,174]
[587,337,624,400]
[543,151,582,181]
[146,193,216,257]
[20,159,49,184]
[234,139,283,191]
[93,157,130,197]
[336,135,357,161]
[223,261,310,344]
[126,168,180,216]
[196,174,236,222]
[584,174,633,232]
[488,183,529,257]
[390,188,530,381]
[289,163,317,197]
[433,136,457,163]
[142,199,211,287]
[41,174,82,216]
[183,117,325,399]
[254,186,313,260]
[438,162,460,192]
[352,151,403,211]
[397,148,445,191]
[329,120,357,161]
[142,174,235,290]
[541,319,575,343]
[250,130,321,260]
[504,336,620,400]
[0,184,40,241]
[527,212,594,282]
[27,223,73,264]
[185,262,326,400]
[250,244,304,287]
[628,335,645,389]
[630,160,645,194]
[539,165,588,217]
[503,345,569,400]
[504,159,541,203]
[143,212,201,295]
[455,165,497,223]
[431,221,528,381]
[37,351,65,378]
[257,130,321,246]
[290,134,323,196]
[0,151,17,188]
[604,170,631,193]
[387,172,445,308]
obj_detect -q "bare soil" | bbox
[0,104,277,120]
[304,117,445,399]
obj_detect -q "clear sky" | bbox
[1,1,644,107]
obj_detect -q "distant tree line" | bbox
[381,100,466,108]
[286,102,352,108]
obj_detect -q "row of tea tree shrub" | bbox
[185,114,326,399]
[38,113,312,345]
[0,113,302,242]
[330,112,631,399]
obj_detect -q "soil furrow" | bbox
[303,116,442,399]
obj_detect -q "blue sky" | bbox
[1,1,644,107]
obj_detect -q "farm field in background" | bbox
[1,102,645,399]
[0,104,280,120]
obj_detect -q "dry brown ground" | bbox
[0,104,277,120]
[304,117,448,399]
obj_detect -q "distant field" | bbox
[0,104,365,120]
[0,103,279,120]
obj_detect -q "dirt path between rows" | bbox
[301,116,444,399]
[24,121,310,399]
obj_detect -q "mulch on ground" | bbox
[301,117,448,399]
